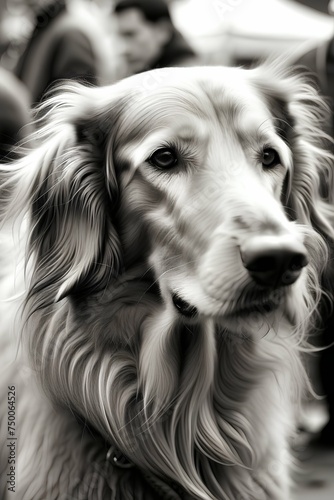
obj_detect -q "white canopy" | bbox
[171,0,334,64]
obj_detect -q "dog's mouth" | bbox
[228,297,281,318]
[227,289,285,318]
[172,293,198,318]
[172,289,284,320]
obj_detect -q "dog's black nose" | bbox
[241,235,308,288]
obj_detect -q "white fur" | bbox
[1,63,334,499]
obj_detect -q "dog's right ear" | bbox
[1,82,127,308]
[249,62,334,242]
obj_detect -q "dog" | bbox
[0,63,333,500]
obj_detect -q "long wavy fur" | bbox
[1,63,334,500]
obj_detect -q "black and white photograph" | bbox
[1,1,334,499]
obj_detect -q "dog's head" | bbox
[2,64,334,498]
[3,64,332,325]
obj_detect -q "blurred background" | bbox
[1,0,333,74]
[1,0,334,498]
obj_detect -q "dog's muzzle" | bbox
[241,235,308,288]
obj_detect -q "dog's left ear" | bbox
[1,83,128,307]
[250,63,334,241]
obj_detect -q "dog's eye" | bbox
[149,148,178,169]
[261,148,280,168]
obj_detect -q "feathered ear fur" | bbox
[0,83,125,307]
[250,63,334,242]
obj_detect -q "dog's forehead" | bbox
[129,67,262,107]
[125,66,257,99]
[116,67,273,141]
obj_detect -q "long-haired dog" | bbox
[1,64,334,500]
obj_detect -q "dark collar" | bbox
[75,415,186,499]
[106,444,186,499]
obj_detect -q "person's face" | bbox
[116,8,170,74]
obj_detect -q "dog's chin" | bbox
[171,287,285,330]
[226,292,284,318]
[220,296,285,339]
[170,290,285,341]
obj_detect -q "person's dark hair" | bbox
[114,0,171,23]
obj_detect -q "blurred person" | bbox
[15,0,114,103]
[114,0,198,75]
[0,2,31,161]
[0,67,31,161]
[291,0,334,447]
[0,0,6,57]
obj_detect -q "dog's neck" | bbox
[22,236,306,500]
